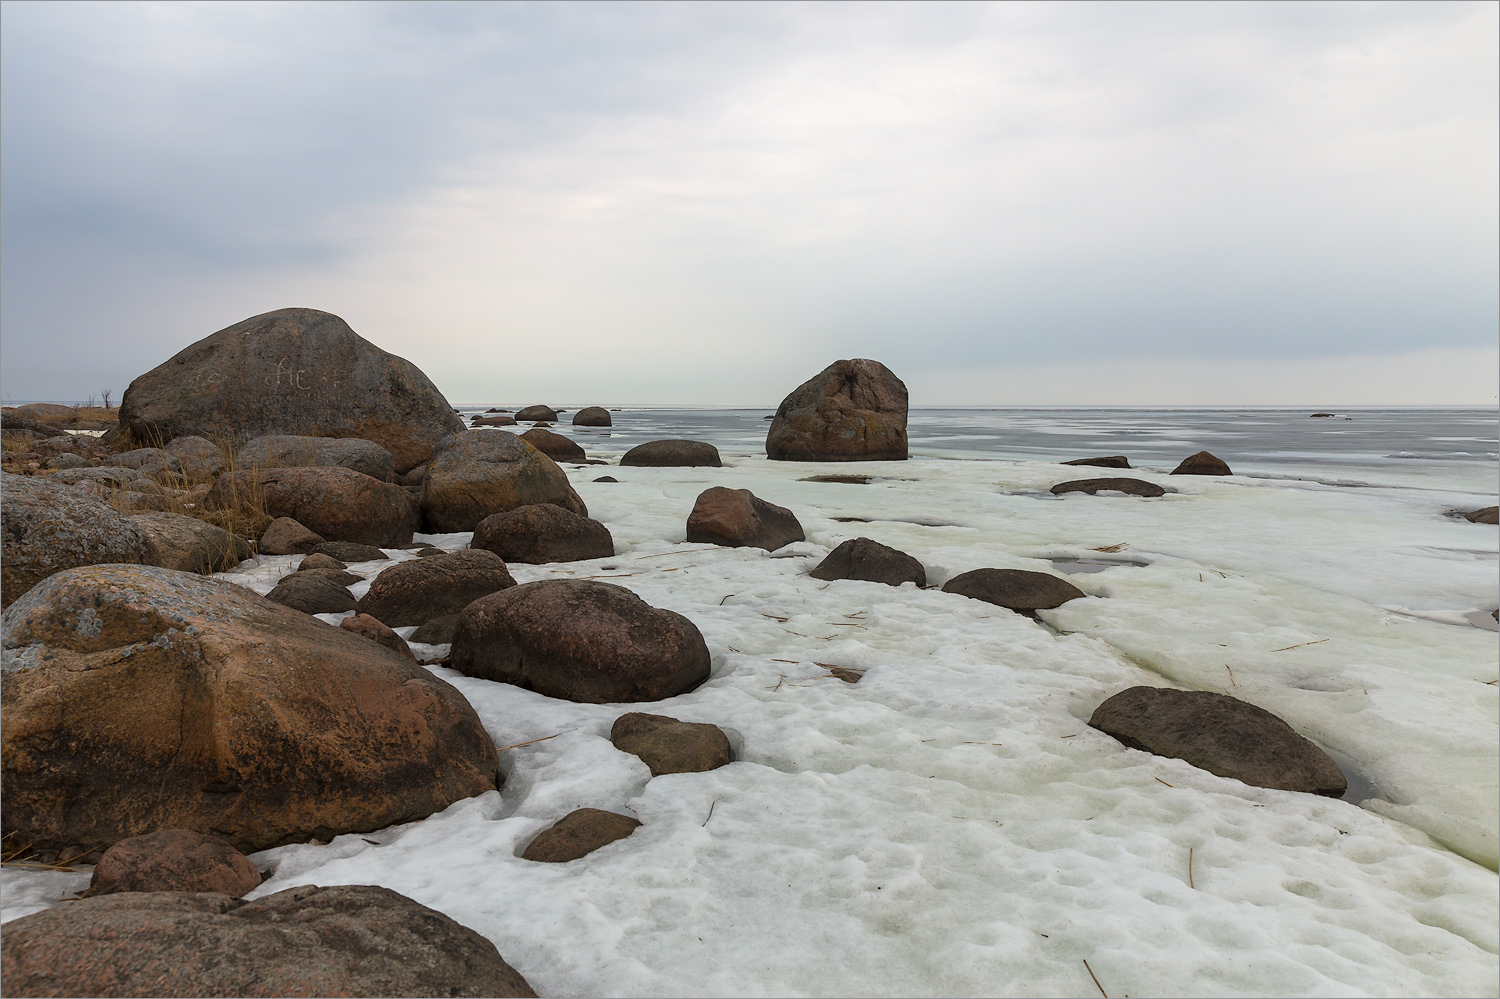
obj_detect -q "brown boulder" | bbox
[298,552,347,572]
[472,414,517,426]
[0,884,536,998]
[81,829,261,898]
[1063,455,1131,469]
[129,512,252,574]
[620,439,722,467]
[294,566,364,587]
[340,613,417,661]
[106,448,183,478]
[12,403,75,423]
[515,405,558,422]
[420,431,586,533]
[1171,450,1233,475]
[1050,477,1166,498]
[520,427,587,462]
[237,434,396,482]
[942,568,1085,615]
[1089,686,1347,796]
[452,579,710,703]
[163,436,225,479]
[256,516,324,555]
[610,712,733,776]
[411,613,461,645]
[1,565,498,855]
[473,504,615,564]
[115,308,464,474]
[1463,506,1498,524]
[265,573,357,614]
[766,358,908,461]
[809,537,925,587]
[572,407,612,426]
[686,486,805,551]
[357,550,516,627]
[311,540,390,562]
[521,808,640,863]
[206,466,417,547]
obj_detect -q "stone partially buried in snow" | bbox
[572,406,612,426]
[1050,477,1166,498]
[0,473,158,608]
[256,516,323,555]
[452,579,711,703]
[0,884,536,998]
[206,467,417,547]
[519,426,586,462]
[266,573,358,615]
[809,537,926,587]
[421,431,587,533]
[237,434,396,482]
[620,439,722,467]
[766,358,908,461]
[0,565,499,855]
[521,808,641,863]
[356,549,516,628]
[128,512,252,574]
[1171,450,1233,475]
[472,504,615,564]
[81,829,261,898]
[312,540,390,563]
[115,308,465,474]
[1088,686,1347,796]
[942,568,1085,615]
[610,712,734,776]
[1062,455,1131,469]
[105,447,183,478]
[687,486,805,551]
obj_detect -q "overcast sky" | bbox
[2,1,1495,406]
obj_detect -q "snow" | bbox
[4,430,1496,996]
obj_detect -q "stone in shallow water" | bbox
[766,358,908,461]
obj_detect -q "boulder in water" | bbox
[572,406,612,426]
[515,405,558,422]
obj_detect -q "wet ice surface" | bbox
[5,409,1497,997]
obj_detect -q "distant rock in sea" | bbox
[1170,450,1232,475]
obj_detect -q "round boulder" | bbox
[420,431,587,533]
[519,427,586,462]
[1088,686,1347,796]
[572,407,612,427]
[620,439,722,467]
[1,565,499,855]
[515,405,558,422]
[256,516,323,555]
[205,467,418,547]
[44,453,91,470]
[128,512,252,574]
[610,712,733,776]
[1050,477,1165,498]
[451,579,711,703]
[472,504,615,564]
[809,537,925,587]
[1171,450,1232,475]
[81,829,261,898]
[686,486,805,551]
[472,414,517,427]
[237,434,396,483]
[766,358,908,461]
[942,568,1085,615]
[163,436,225,479]
[356,549,516,627]
[265,573,357,614]
[521,808,640,863]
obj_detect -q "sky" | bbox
[2,0,1496,407]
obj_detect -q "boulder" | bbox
[47,465,162,493]
[520,427,586,462]
[1171,450,1232,475]
[115,308,464,474]
[473,504,615,564]
[402,465,428,488]
[340,613,417,661]
[256,516,323,555]
[295,566,364,587]
[44,453,91,470]
[610,712,733,776]
[129,512,252,574]
[163,436,225,479]
[515,405,558,422]
[113,491,180,513]
[237,434,396,483]
[311,541,390,563]
[572,406,612,426]
[942,568,1085,615]
[686,486,805,551]
[205,467,417,547]
[357,550,516,628]
[1464,506,1498,525]
[13,403,75,423]
[266,573,358,615]
[0,884,536,998]
[1063,455,1131,469]
[106,448,183,478]
[521,808,640,863]
[1088,686,1347,796]
[472,415,517,427]
[1050,477,1166,498]
[620,439,722,467]
[766,358,908,461]
[1,413,69,438]
[0,473,158,608]
[452,579,710,703]
[809,537,925,587]
[81,829,261,898]
[1,565,499,855]
[298,552,347,572]
[420,431,587,533]
[412,614,461,645]
[594,475,618,483]
[802,473,872,484]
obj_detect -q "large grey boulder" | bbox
[116,308,464,474]
[128,512,252,574]
[421,431,587,533]
[0,473,157,608]
[237,434,397,482]
[766,359,908,461]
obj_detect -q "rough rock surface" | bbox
[686,486,805,551]
[412,613,461,645]
[357,550,516,627]
[44,453,92,470]
[942,568,1086,614]
[1,565,498,854]
[295,566,363,587]
[0,884,536,998]
[265,573,358,614]
[520,427,587,462]
[610,712,734,776]
[521,809,640,863]
[473,504,615,564]
[0,473,158,608]
[452,579,711,703]
[1063,455,1132,469]
[1463,506,1498,524]
[421,431,587,533]
[106,448,183,478]
[47,466,162,494]
[1050,477,1166,498]
[81,829,262,898]
[1089,686,1347,796]
[129,512,252,574]
[1171,450,1233,475]
[237,434,396,482]
[256,516,323,555]
[809,537,925,587]
[163,435,225,479]
[514,405,558,422]
[115,308,464,474]
[766,358,908,461]
[206,467,417,547]
[1,413,68,438]
[472,415,517,426]
[572,406,612,426]
[298,552,346,572]
[340,613,417,661]
[311,541,389,563]
[620,439,722,467]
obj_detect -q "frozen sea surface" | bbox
[4,408,1496,997]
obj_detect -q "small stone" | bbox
[593,475,618,483]
[257,517,323,556]
[298,552,348,572]
[686,486,805,551]
[611,712,733,776]
[521,808,640,863]
[1062,456,1131,469]
[1463,506,1498,524]
[81,829,261,898]
[1050,477,1165,497]
[809,537,925,587]
[520,427,586,462]
[942,568,1085,615]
